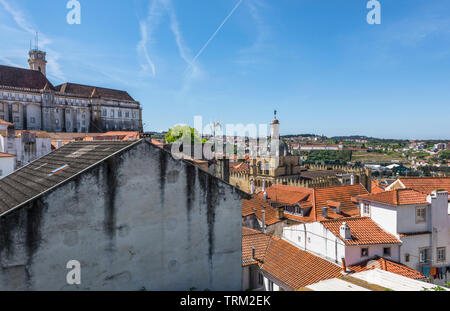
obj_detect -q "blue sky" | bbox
[0,0,449,139]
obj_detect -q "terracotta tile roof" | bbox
[348,256,426,280]
[230,162,250,173]
[321,217,401,246]
[260,184,313,206]
[259,184,367,222]
[0,65,55,90]
[0,119,13,126]
[371,180,385,194]
[358,189,428,206]
[314,185,368,220]
[242,227,272,266]
[396,177,450,195]
[101,131,140,140]
[242,227,343,289]
[242,196,282,226]
[56,82,135,101]
[0,152,15,158]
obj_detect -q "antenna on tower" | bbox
[34,31,39,51]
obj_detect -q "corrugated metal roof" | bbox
[0,140,139,215]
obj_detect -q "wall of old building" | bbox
[0,141,244,290]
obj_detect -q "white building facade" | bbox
[358,189,450,285]
[0,49,142,133]
[283,217,401,267]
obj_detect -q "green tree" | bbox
[165,125,206,144]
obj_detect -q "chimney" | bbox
[350,174,355,185]
[262,180,266,192]
[341,258,348,273]
[262,210,266,233]
[57,140,62,149]
[321,206,328,218]
[336,203,342,215]
[263,191,268,202]
[251,247,256,261]
[340,222,352,240]
[250,180,255,194]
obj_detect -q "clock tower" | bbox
[28,49,47,76]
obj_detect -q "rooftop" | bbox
[348,256,426,279]
[0,140,139,215]
[56,82,135,102]
[0,152,15,158]
[259,184,367,222]
[242,227,343,290]
[242,196,282,226]
[305,269,441,291]
[394,177,450,195]
[358,188,429,206]
[0,64,55,90]
[321,217,401,246]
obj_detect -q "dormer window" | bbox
[416,207,426,223]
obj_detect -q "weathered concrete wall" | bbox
[0,141,244,290]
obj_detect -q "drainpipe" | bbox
[262,210,266,233]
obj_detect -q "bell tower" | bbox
[28,33,47,76]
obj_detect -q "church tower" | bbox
[270,110,280,140]
[28,49,47,76]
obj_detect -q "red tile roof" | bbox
[242,196,282,226]
[242,227,343,289]
[348,256,426,280]
[321,217,401,246]
[261,184,313,205]
[396,177,450,195]
[0,119,13,126]
[0,152,15,158]
[259,184,368,222]
[371,180,385,194]
[358,189,428,206]
[230,162,250,173]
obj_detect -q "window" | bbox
[110,110,114,118]
[13,116,19,123]
[66,110,71,114]
[125,111,130,118]
[363,203,370,216]
[405,254,410,262]
[132,111,137,119]
[118,110,122,117]
[55,119,59,125]
[361,248,369,257]
[298,236,301,243]
[30,117,36,124]
[383,247,391,257]
[102,109,107,117]
[416,207,426,223]
[82,114,86,119]
[419,248,429,263]
[437,247,446,262]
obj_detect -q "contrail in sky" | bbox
[188,0,244,70]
